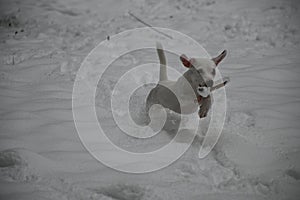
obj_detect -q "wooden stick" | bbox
[128,12,173,39]
[211,81,227,92]
[211,77,230,92]
[195,78,230,104]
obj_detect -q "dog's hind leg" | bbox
[156,42,168,81]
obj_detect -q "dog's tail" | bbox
[156,42,167,81]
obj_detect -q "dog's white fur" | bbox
[145,42,227,121]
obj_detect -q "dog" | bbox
[145,42,227,123]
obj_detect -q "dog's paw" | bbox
[198,96,212,118]
[198,107,209,118]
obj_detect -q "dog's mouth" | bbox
[197,84,210,98]
[197,87,210,97]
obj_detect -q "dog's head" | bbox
[180,50,227,90]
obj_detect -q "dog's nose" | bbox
[206,80,213,87]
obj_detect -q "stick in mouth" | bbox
[195,77,230,103]
[210,77,230,92]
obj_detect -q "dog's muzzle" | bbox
[197,79,213,98]
[197,86,210,98]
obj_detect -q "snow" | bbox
[0,0,300,199]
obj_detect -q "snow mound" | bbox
[90,184,162,200]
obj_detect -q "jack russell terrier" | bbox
[145,42,228,124]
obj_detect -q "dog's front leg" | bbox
[198,95,213,118]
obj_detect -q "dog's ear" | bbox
[212,50,227,66]
[180,54,192,68]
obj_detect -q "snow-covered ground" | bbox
[0,0,300,199]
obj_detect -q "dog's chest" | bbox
[156,80,199,114]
